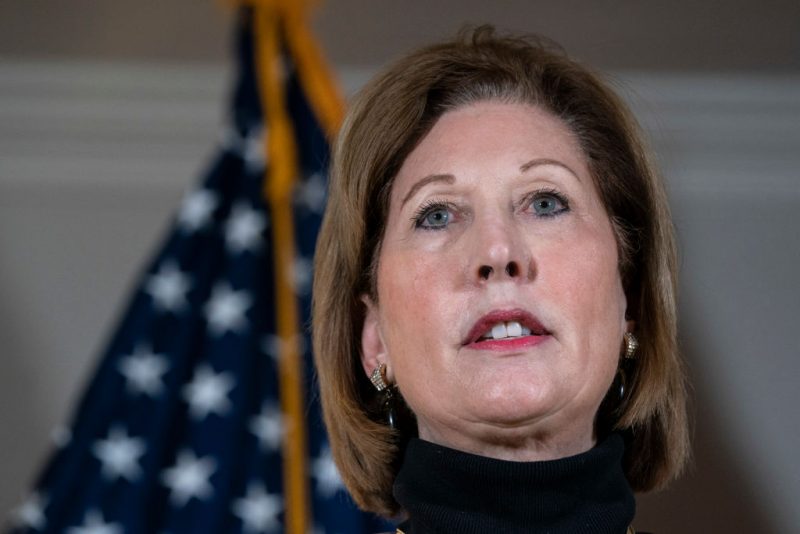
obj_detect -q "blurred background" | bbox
[1,1,798,532]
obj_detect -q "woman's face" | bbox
[361,101,629,460]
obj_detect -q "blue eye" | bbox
[529,191,568,217]
[414,202,453,229]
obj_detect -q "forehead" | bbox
[390,100,589,199]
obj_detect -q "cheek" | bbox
[376,250,452,355]
[376,250,460,415]
[552,222,622,303]
[566,251,623,318]
[540,228,626,357]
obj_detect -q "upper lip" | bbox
[462,308,549,345]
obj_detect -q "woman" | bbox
[312,27,689,533]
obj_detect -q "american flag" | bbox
[6,6,391,534]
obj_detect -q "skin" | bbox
[361,101,631,462]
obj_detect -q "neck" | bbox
[418,420,596,462]
[394,433,635,534]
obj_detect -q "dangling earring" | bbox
[617,368,627,401]
[617,333,638,402]
[623,332,639,360]
[369,363,397,428]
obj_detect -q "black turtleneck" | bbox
[393,433,635,534]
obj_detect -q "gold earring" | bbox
[369,363,399,429]
[623,332,639,359]
[370,363,390,391]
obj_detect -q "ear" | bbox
[625,319,636,335]
[360,294,391,381]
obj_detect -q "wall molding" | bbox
[1,60,798,201]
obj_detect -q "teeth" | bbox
[491,323,507,339]
[482,321,530,340]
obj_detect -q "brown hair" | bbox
[312,26,689,516]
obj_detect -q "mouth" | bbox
[463,308,550,349]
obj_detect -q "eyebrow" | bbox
[519,158,581,182]
[399,158,580,208]
[400,173,455,207]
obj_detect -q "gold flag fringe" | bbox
[226,1,344,532]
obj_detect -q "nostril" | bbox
[478,265,493,279]
[505,262,519,277]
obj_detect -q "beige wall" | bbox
[2,0,799,71]
[1,2,799,533]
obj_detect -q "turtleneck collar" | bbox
[393,433,635,534]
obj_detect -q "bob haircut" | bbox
[312,26,689,516]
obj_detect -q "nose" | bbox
[477,261,521,280]
[472,217,533,283]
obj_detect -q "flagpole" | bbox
[231,1,344,531]
[283,9,345,138]
[252,3,309,534]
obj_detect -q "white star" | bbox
[249,403,284,452]
[225,202,267,254]
[51,425,72,448]
[221,127,267,173]
[261,334,280,360]
[295,172,327,214]
[261,334,307,362]
[177,188,218,232]
[312,446,344,498]
[118,345,169,397]
[204,283,252,336]
[92,425,146,482]
[243,128,267,173]
[11,491,48,530]
[289,256,313,296]
[145,261,191,313]
[183,365,235,420]
[66,509,122,534]
[161,449,216,507]
[219,126,240,151]
[232,482,282,533]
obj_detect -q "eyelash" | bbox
[520,188,570,217]
[412,198,456,230]
[411,188,570,230]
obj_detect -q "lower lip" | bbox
[466,335,550,352]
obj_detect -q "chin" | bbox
[468,391,558,428]
[470,383,597,432]
[476,375,555,410]
[476,405,552,429]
